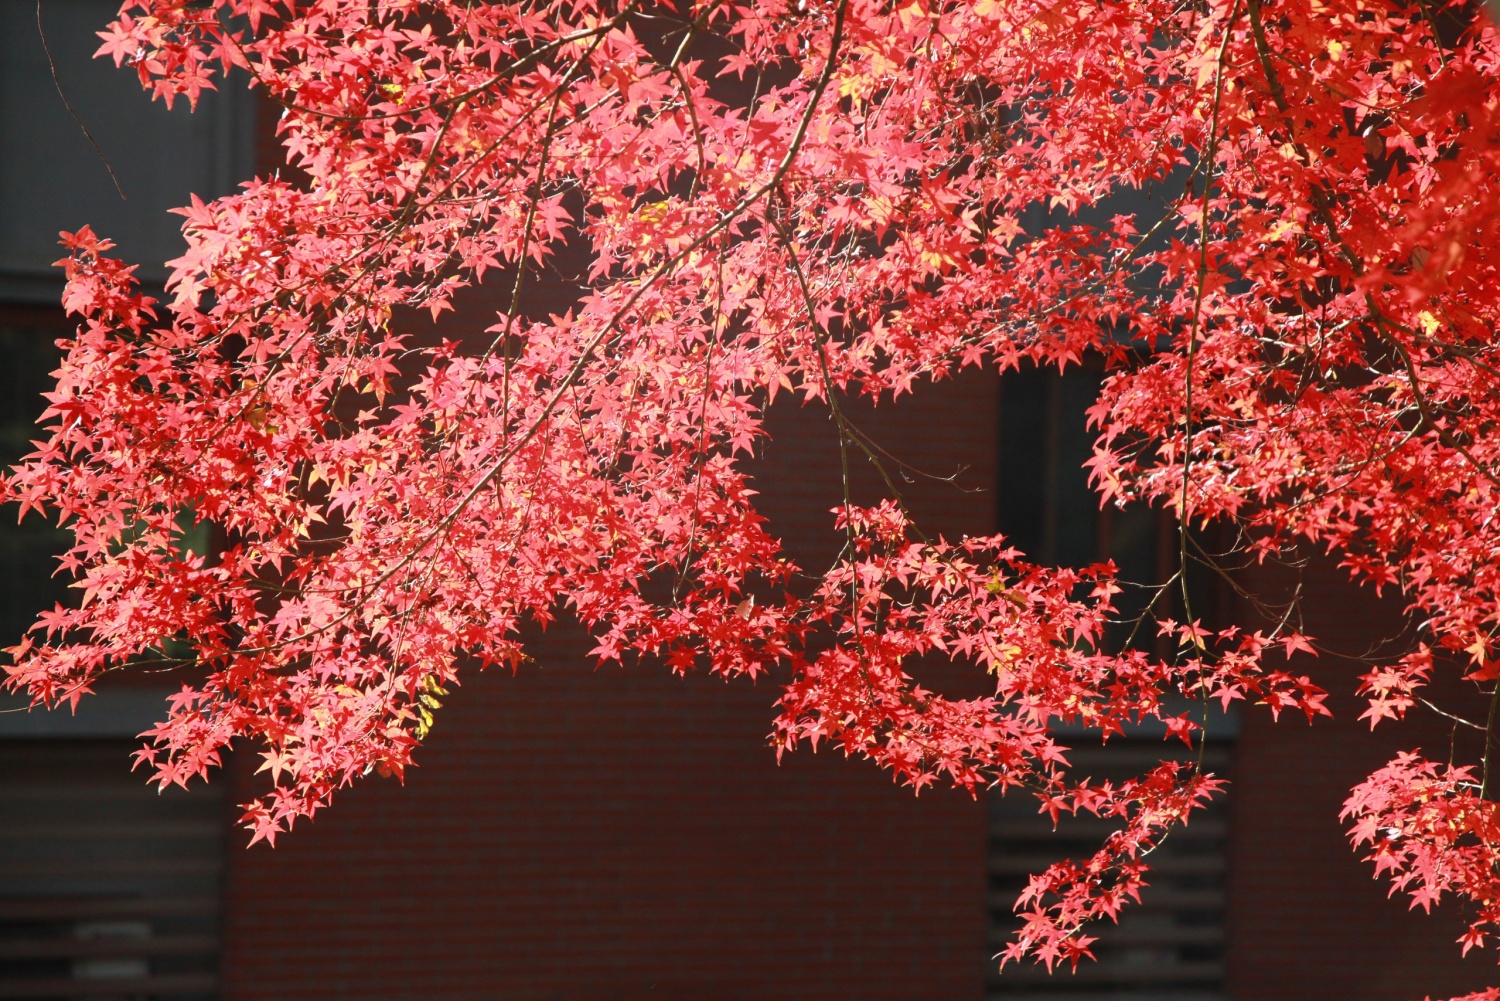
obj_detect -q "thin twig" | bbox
[37,0,125,200]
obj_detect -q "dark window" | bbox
[990,364,1234,1000]
[0,317,72,648]
[997,364,1172,641]
[0,11,247,997]
[0,0,257,302]
[0,0,258,666]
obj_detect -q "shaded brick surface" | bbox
[219,367,999,1000]
[1225,555,1498,1001]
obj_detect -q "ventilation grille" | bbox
[0,740,222,1000]
[987,741,1231,1001]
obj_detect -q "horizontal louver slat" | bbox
[994,960,1225,985]
[987,925,1225,948]
[0,935,218,960]
[1,740,223,1001]
[0,973,217,999]
[988,939,1228,988]
[989,854,1224,876]
[987,889,1224,914]
[0,897,218,921]
[0,859,223,880]
[1,822,222,839]
[990,818,1228,837]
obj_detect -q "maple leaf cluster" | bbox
[7,0,1500,992]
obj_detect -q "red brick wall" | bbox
[231,99,1001,998]
[1226,554,1499,1000]
[218,369,998,1000]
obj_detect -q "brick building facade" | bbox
[4,6,1500,1000]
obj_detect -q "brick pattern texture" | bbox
[1225,554,1500,1000]
[217,321,999,999]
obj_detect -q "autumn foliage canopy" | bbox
[8,0,1500,992]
